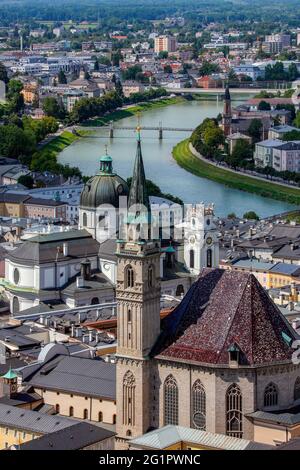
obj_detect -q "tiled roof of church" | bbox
[152,268,298,366]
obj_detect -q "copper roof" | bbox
[153,268,298,366]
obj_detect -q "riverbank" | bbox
[172,139,300,205]
[81,96,185,127]
[31,130,92,177]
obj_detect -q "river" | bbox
[59,97,296,217]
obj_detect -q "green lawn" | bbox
[172,139,300,205]
[82,97,183,127]
[37,130,91,158]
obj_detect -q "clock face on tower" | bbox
[189,236,196,245]
[206,236,213,245]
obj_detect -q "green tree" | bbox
[18,174,34,189]
[0,62,8,84]
[248,119,263,142]
[243,211,259,220]
[226,139,253,169]
[164,65,172,74]
[42,97,65,119]
[199,61,220,77]
[258,100,271,111]
[158,51,168,59]
[58,70,67,84]
[227,212,237,219]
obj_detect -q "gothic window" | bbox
[128,309,131,322]
[148,265,154,288]
[226,383,243,438]
[294,377,300,401]
[176,284,184,297]
[69,406,74,417]
[164,375,179,426]
[98,412,103,422]
[207,249,212,268]
[191,380,206,430]
[55,404,60,414]
[83,409,88,419]
[264,383,278,408]
[190,249,195,269]
[82,212,87,227]
[123,371,136,426]
[113,414,116,424]
[125,265,134,288]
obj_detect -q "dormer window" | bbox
[228,343,240,367]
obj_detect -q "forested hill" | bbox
[0,0,299,24]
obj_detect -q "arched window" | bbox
[13,268,20,285]
[207,249,212,268]
[113,414,116,425]
[69,406,74,417]
[12,296,19,314]
[148,265,154,288]
[164,375,178,426]
[123,371,135,426]
[191,380,206,430]
[82,212,87,227]
[294,377,300,401]
[125,265,134,288]
[128,309,131,322]
[176,284,184,297]
[83,409,88,419]
[55,404,60,414]
[264,383,278,408]
[126,430,132,437]
[190,249,195,269]
[98,411,103,422]
[91,297,99,305]
[226,383,243,438]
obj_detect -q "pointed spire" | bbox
[224,84,231,101]
[128,130,150,212]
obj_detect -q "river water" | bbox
[59,97,296,217]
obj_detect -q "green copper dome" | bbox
[80,151,129,209]
[2,368,17,380]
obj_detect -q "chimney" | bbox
[291,282,297,301]
[75,327,82,338]
[76,276,84,288]
[288,301,295,311]
[81,259,91,280]
[71,325,76,337]
[63,242,68,256]
[89,330,93,342]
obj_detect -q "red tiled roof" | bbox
[153,268,298,366]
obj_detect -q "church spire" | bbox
[128,129,150,212]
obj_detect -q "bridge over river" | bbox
[74,122,195,139]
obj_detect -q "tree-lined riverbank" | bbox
[172,139,300,205]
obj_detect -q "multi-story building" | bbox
[254,139,300,172]
[262,34,291,53]
[122,80,145,97]
[154,35,177,54]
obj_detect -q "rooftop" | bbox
[153,268,298,366]
[18,422,115,450]
[129,425,273,450]
[0,403,75,434]
[26,355,116,400]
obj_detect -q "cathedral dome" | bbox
[80,153,129,209]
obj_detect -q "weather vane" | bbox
[136,111,141,139]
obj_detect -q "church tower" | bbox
[222,85,232,137]
[184,203,219,276]
[115,132,161,449]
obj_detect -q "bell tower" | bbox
[115,132,161,449]
[184,203,219,275]
[222,85,232,137]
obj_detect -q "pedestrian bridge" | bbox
[75,122,195,139]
